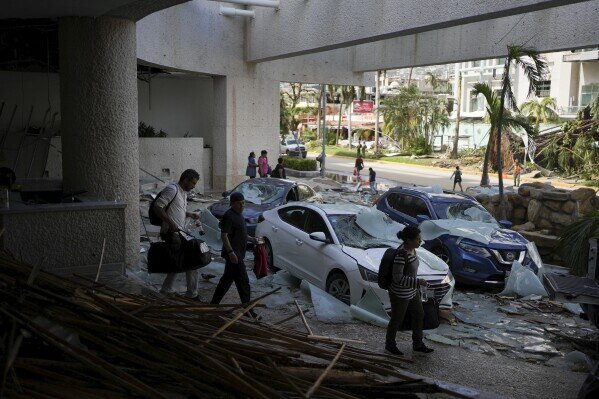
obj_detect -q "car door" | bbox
[297,184,315,201]
[385,193,431,226]
[298,209,339,286]
[275,206,309,276]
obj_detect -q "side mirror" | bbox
[499,220,513,229]
[222,191,229,198]
[309,232,330,244]
[416,214,430,223]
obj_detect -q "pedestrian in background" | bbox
[258,150,269,177]
[450,165,463,192]
[369,167,377,194]
[316,151,324,171]
[271,157,287,179]
[211,192,261,317]
[384,226,434,356]
[513,160,521,187]
[355,155,364,180]
[356,140,362,157]
[246,152,258,179]
[153,169,201,298]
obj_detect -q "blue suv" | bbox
[376,186,540,286]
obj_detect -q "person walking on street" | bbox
[513,160,521,187]
[450,165,463,192]
[316,151,324,171]
[385,226,434,355]
[270,157,287,179]
[246,152,258,179]
[369,167,377,194]
[211,192,261,317]
[154,169,201,298]
[355,155,364,180]
[356,140,362,157]
[258,150,269,177]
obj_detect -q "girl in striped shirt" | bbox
[385,226,434,355]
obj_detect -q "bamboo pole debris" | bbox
[0,250,488,398]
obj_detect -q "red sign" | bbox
[352,100,374,113]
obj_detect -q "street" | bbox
[320,154,500,191]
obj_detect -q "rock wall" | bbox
[473,183,599,264]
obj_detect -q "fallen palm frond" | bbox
[0,250,487,398]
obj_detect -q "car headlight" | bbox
[358,264,378,282]
[441,271,454,284]
[458,240,491,257]
[246,217,260,224]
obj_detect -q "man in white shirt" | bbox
[153,169,201,297]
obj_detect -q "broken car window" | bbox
[232,182,286,205]
[432,201,497,224]
[328,214,394,250]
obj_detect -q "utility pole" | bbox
[374,70,381,154]
[320,84,327,177]
[451,71,462,159]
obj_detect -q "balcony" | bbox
[563,50,599,62]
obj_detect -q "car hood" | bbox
[341,246,448,276]
[209,200,278,219]
[420,219,527,248]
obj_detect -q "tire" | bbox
[302,153,307,159]
[326,272,351,305]
[264,238,279,272]
[285,149,290,155]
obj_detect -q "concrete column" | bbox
[59,17,139,267]
[212,76,279,190]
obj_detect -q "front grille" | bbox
[499,250,521,263]
[427,280,451,302]
[491,249,525,267]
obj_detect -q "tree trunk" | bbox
[496,59,510,220]
[451,72,462,159]
[480,129,494,186]
[336,102,343,146]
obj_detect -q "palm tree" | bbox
[336,86,356,146]
[495,45,548,219]
[521,97,559,136]
[473,83,534,187]
[424,72,440,94]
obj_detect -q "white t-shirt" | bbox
[155,183,187,234]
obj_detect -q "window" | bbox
[472,60,483,67]
[386,193,409,215]
[411,197,432,219]
[470,91,481,112]
[278,207,308,231]
[581,84,599,106]
[305,210,331,239]
[297,184,315,201]
[536,80,551,97]
[386,194,430,219]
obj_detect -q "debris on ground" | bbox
[0,250,494,399]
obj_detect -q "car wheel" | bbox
[302,153,307,159]
[285,149,290,155]
[264,238,279,272]
[326,272,351,305]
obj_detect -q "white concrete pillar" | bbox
[212,76,279,190]
[59,17,139,267]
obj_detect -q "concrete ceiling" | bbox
[1,0,190,21]
[246,0,595,62]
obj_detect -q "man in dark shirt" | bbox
[211,192,260,310]
[368,167,377,194]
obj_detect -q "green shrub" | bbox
[409,136,432,156]
[138,122,167,137]
[283,156,317,171]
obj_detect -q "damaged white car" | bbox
[256,203,454,310]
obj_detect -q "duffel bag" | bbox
[181,235,212,269]
[399,298,440,331]
[147,241,181,274]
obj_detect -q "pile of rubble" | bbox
[0,250,492,399]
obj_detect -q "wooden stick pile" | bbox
[0,250,481,398]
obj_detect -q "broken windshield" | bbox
[433,201,497,224]
[328,214,395,250]
[231,182,285,205]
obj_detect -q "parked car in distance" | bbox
[209,178,317,235]
[376,186,541,286]
[256,203,454,309]
[280,138,307,158]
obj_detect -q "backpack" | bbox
[378,247,398,289]
[148,184,178,226]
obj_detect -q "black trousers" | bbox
[385,291,424,348]
[210,259,251,305]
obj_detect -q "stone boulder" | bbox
[528,199,542,223]
[513,207,526,221]
[571,187,597,202]
[542,189,571,201]
[520,231,559,250]
[512,221,535,232]
[537,218,554,229]
[551,212,574,226]
[562,201,576,214]
[545,200,562,211]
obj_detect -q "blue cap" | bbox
[230,192,245,203]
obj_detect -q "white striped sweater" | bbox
[388,248,420,299]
